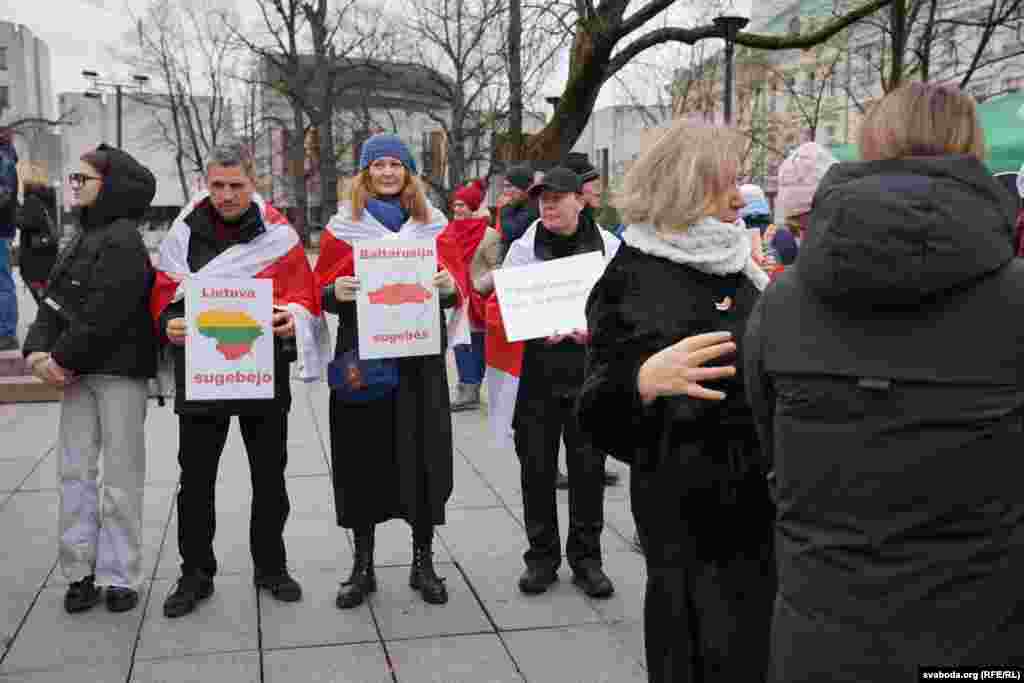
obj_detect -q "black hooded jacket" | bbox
[745,156,1024,677]
[23,145,157,378]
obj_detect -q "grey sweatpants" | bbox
[58,375,148,589]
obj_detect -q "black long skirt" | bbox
[631,433,777,683]
[328,353,454,529]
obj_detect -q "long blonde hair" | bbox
[617,120,744,233]
[349,167,431,224]
[858,81,986,162]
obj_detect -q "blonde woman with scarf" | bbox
[578,121,775,682]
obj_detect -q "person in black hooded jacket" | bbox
[23,144,157,615]
[745,82,1024,681]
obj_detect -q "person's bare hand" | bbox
[272,310,296,338]
[166,317,188,346]
[637,331,737,405]
[569,329,590,345]
[33,356,74,386]
[334,276,360,303]
[544,333,568,345]
[433,269,456,296]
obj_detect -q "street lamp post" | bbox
[714,2,752,126]
[81,71,149,150]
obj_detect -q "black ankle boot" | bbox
[336,528,376,609]
[410,540,447,605]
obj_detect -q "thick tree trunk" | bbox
[888,0,907,91]
[523,27,610,161]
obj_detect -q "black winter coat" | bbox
[23,145,157,378]
[17,190,59,283]
[745,156,1024,680]
[579,243,773,562]
[158,200,297,416]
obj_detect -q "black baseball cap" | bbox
[527,167,582,197]
[564,152,600,183]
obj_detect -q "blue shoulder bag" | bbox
[328,348,399,403]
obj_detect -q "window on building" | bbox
[0,86,8,111]
[825,125,837,141]
[1005,77,1023,92]
[789,16,801,34]
[0,47,7,71]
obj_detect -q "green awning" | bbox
[977,91,1024,174]
[828,91,1024,173]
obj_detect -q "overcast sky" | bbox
[2,0,721,115]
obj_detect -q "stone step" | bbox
[0,350,29,377]
[0,376,63,403]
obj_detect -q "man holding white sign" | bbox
[499,167,620,598]
[151,144,328,618]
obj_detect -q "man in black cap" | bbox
[502,167,620,599]
[497,163,538,257]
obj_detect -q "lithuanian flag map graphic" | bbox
[196,310,265,360]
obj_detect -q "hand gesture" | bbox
[637,332,737,404]
[334,276,361,303]
[166,317,188,346]
[32,355,75,387]
[433,269,456,297]
[272,309,296,338]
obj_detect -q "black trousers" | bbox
[176,412,290,577]
[513,393,605,571]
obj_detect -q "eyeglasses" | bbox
[68,173,102,187]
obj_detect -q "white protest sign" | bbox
[185,278,275,401]
[493,251,606,342]
[354,238,442,359]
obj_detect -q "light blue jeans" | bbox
[0,238,17,337]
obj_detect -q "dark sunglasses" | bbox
[68,173,102,186]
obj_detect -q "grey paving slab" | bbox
[0,568,52,661]
[282,446,330,477]
[0,584,141,675]
[129,651,260,683]
[502,624,647,683]
[607,619,646,672]
[260,568,377,650]
[0,663,128,683]
[456,555,604,631]
[389,633,523,683]
[603,498,638,545]
[0,492,61,568]
[13,449,56,492]
[447,458,502,510]
[369,564,491,641]
[0,405,58,463]
[282,516,350,574]
[437,507,524,562]
[0,458,41,493]
[135,575,257,660]
[283,474,335,521]
[263,643,392,683]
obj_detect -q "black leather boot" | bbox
[409,536,448,605]
[336,527,376,609]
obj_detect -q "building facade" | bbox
[570,105,674,190]
[0,21,59,188]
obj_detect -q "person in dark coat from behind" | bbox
[745,81,1024,682]
[578,120,776,682]
[23,144,157,614]
[17,180,60,296]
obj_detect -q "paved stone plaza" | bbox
[0,275,647,682]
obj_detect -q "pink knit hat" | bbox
[775,142,838,224]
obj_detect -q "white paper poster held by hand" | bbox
[185,278,275,401]
[354,238,442,360]
[494,251,606,342]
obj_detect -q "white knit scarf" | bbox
[623,218,770,291]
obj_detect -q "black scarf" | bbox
[534,209,604,262]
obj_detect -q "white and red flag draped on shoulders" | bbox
[484,292,524,449]
[314,200,470,347]
[150,192,331,382]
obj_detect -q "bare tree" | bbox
[510,0,895,161]
[120,0,239,202]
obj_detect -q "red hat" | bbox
[452,180,485,212]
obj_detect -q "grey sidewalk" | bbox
[0,276,646,683]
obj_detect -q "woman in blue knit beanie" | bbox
[314,131,459,611]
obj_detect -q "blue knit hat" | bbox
[359,133,417,175]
